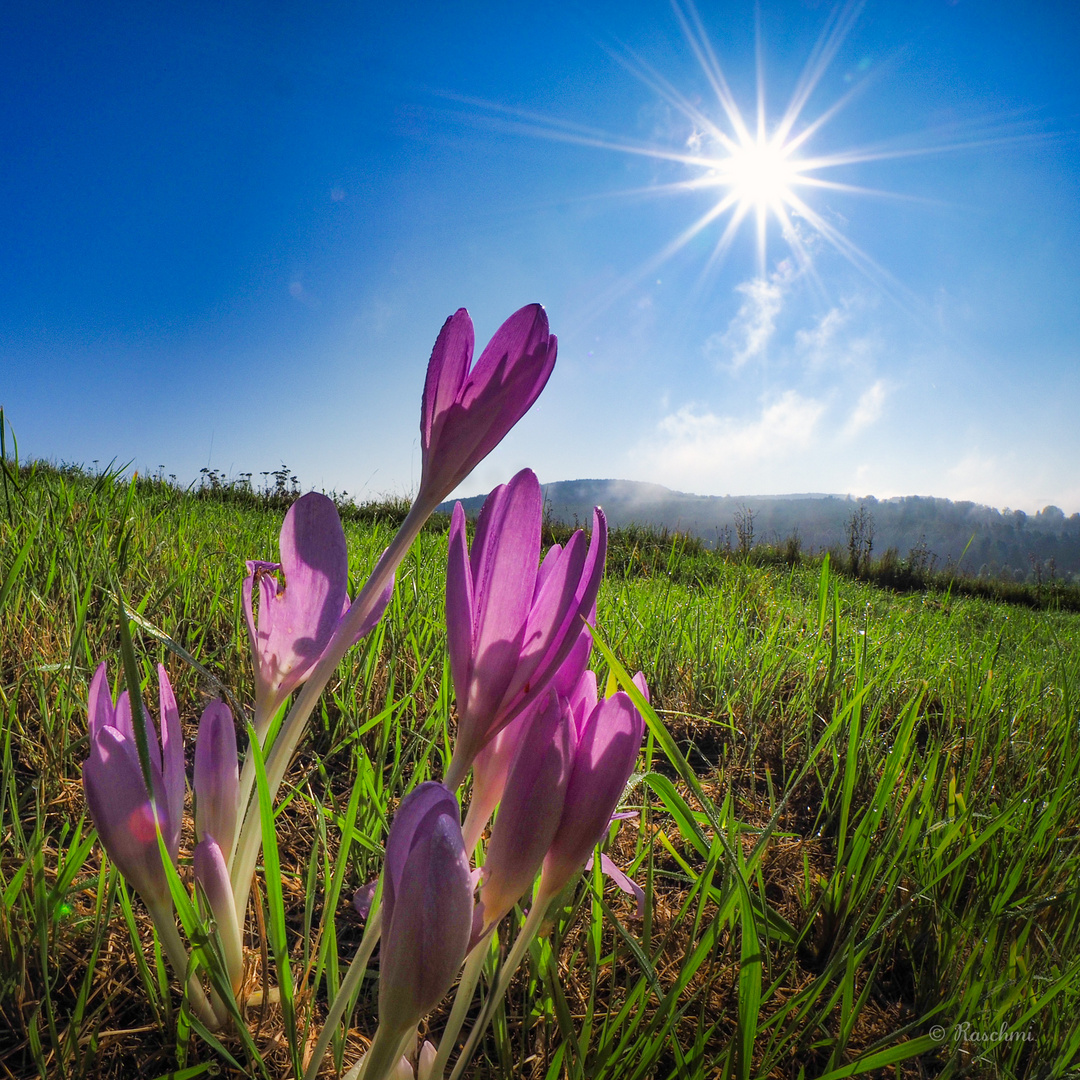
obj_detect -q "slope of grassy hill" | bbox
[2,461,1079,1078]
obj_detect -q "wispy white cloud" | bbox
[704,260,796,371]
[794,294,883,373]
[842,379,888,438]
[638,390,826,492]
[943,449,1076,511]
[795,303,849,357]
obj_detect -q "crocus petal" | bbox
[421,308,475,466]
[463,711,523,852]
[379,784,472,1031]
[83,663,188,916]
[418,305,556,505]
[499,508,607,725]
[353,879,378,919]
[466,617,593,848]
[243,559,281,657]
[417,1040,438,1080]
[456,470,541,755]
[477,692,574,935]
[246,493,350,719]
[157,665,184,861]
[539,691,644,902]
[632,671,650,704]
[342,570,395,647]
[110,689,174,858]
[390,1057,416,1080]
[455,305,556,459]
[87,662,113,741]
[445,489,607,792]
[567,670,599,737]
[382,783,459,924]
[511,532,587,692]
[445,503,475,715]
[534,541,562,596]
[84,726,170,907]
[585,852,645,919]
[113,689,163,776]
[554,604,596,697]
[193,700,239,865]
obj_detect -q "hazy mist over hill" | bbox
[445,480,1080,583]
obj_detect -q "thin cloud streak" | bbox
[842,379,887,438]
[706,261,796,370]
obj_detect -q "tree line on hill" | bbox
[449,479,1080,588]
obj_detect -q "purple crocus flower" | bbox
[243,492,393,729]
[474,691,574,937]
[537,683,647,907]
[418,305,557,508]
[193,700,238,864]
[443,469,607,790]
[463,607,594,852]
[379,782,473,1035]
[82,662,185,909]
[471,672,647,929]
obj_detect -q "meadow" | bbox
[1,459,1079,1079]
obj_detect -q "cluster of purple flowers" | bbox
[82,304,648,1080]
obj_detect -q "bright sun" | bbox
[458,0,1018,302]
[720,137,801,216]
[554,0,900,288]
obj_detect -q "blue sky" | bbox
[4,1,1079,511]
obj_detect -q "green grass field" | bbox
[2,461,1079,1079]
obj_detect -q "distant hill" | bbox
[443,479,1080,584]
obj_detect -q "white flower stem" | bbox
[430,944,487,1080]
[231,703,274,860]
[447,900,549,1080]
[148,899,219,1029]
[460,790,496,855]
[300,907,383,1080]
[345,1024,415,1080]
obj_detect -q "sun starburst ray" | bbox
[773,0,865,147]
[672,0,754,145]
[567,191,745,334]
[792,177,940,203]
[434,1,1053,321]
[602,38,737,151]
[782,189,921,310]
[782,75,877,156]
